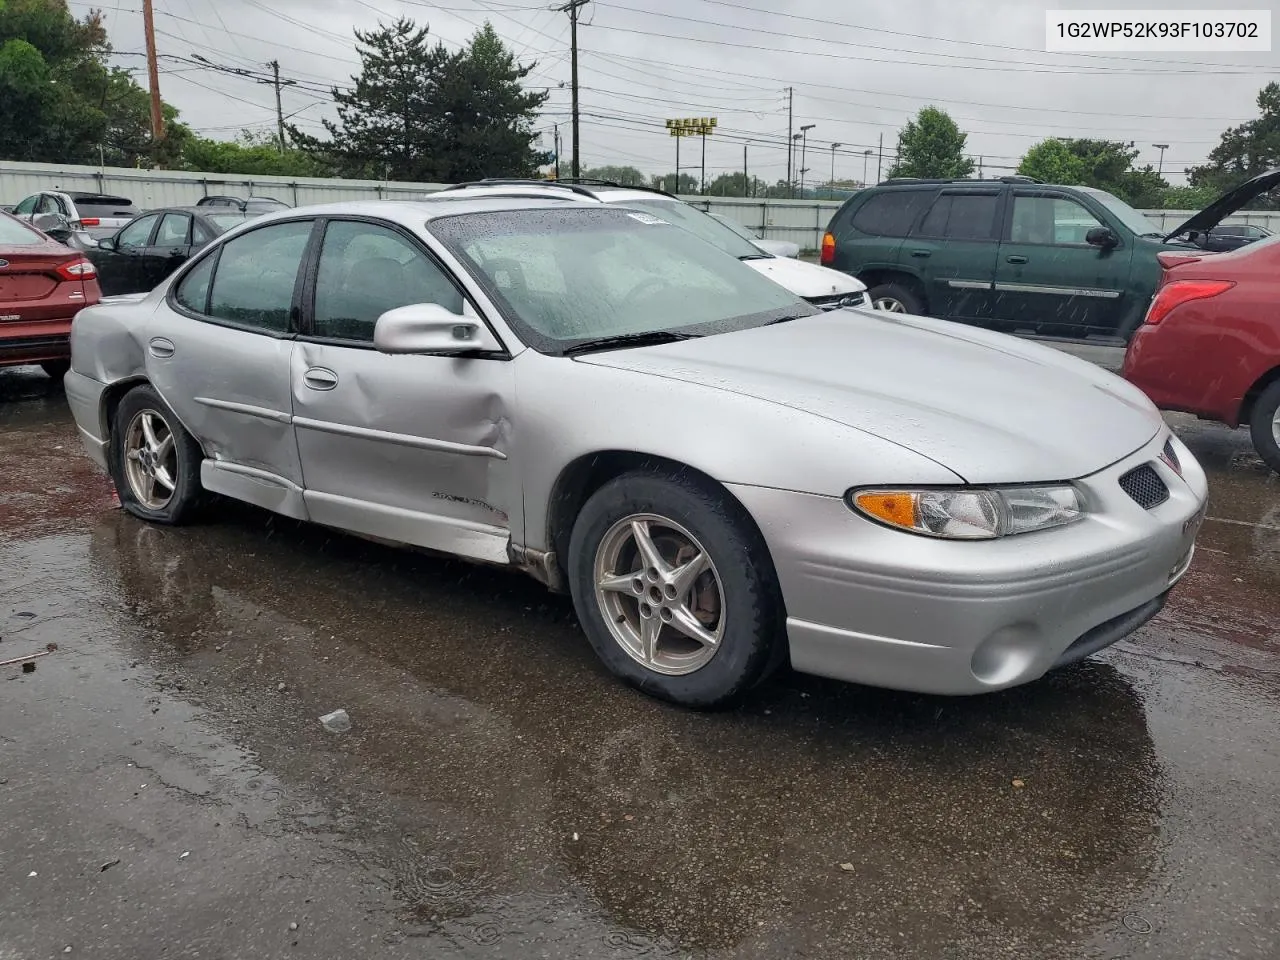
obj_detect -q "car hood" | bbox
[742,256,866,297]
[754,237,801,258]
[576,311,1162,483]
[1164,168,1280,241]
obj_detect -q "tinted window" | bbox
[155,213,190,246]
[916,193,1000,240]
[13,196,38,216]
[207,221,312,332]
[75,198,139,218]
[313,220,463,341]
[1010,196,1103,245]
[117,215,159,250]
[175,254,215,313]
[204,212,250,233]
[850,190,934,237]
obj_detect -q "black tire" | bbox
[1248,379,1280,474]
[109,384,206,525]
[40,359,70,380]
[567,470,785,709]
[867,281,924,315]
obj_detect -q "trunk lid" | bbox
[0,246,78,303]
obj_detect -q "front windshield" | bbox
[615,197,764,259]
[430,206,811,353]
[1079,188,1162,236]
[712,214,764,242]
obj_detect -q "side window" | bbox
[850,190,935,237]
[13,195,38,216]
[155,213,190,246]
[117,215,159,250]
[192,219,215,244]
[207,220,312,332]
[35,195,58,215]
[1010,195,1104,245]
[915,193,1000,241]
[174,254,215,314]
[312,220,464,341]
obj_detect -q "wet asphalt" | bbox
[1,361,1277,960]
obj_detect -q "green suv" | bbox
[821,175,1252,342]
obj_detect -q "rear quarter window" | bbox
[848,190,936,238]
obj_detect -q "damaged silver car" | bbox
[64,199,1208,708]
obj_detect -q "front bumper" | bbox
[729,431,1207,695]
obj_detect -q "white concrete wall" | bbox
[5,160,1277,252]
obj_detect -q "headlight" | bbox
[850,486,1083,540]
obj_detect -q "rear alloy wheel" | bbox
[568,471,784,709]
[867,282,924,315]
[1248,379,1280,474]
[110,385,205,524]
[40,359,71,381]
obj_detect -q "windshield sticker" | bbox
[626,212,668,225]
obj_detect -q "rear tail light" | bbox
[55,258,97,281]
[1143,278,1234,326]
[820,231,835,265]
[77,217,100,227]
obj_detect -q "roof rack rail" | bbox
[443,177,679,200]
[549,177,678,199]
[877,175,1044,186]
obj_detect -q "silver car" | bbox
[64,199,1208,708]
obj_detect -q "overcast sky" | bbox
[72,0,1278,187]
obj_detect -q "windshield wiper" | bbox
[738,253,771,261]
[762,313,810,326]
[562,330,698,356]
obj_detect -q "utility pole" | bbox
[785,87,794,199]
[743,142,748,197]
[1153,143,1169,176]
[829,142,842,198]
[978,155,984,179]
[790,134,801,198]
[554,124,561,179]
[142,0,163,145]
[799,124,815,198]
[862,148,872,188]
[700,128,707,194]
[558,0,590,178]
[269,60,286,153]
[876,131,883,183]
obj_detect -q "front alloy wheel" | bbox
[593,514,725,675]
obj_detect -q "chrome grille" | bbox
[1119,464,1170,509]
[809,292,869,311]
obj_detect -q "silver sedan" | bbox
[63,198,1209,708]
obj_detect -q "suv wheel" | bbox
[868,282,924,315]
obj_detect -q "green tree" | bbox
[1188,83,1280,208]
[292,18,547,182]
[1159,184,1217,209]
[183,130,328,177]
[583,165,646,185]
[887,107,974,180]
[1017,139,1086,184]
[0,0,186,166]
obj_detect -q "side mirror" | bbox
[97,236,117,251]
[373,303,499,355]
[1085,226,1119,249]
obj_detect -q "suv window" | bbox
[313,220,463,341]
[207,220,312,332]
[117,214,159,250]
[1010,195,1104,245]
[915,192,1000,241]
[849,190,935,237]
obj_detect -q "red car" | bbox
[0,211,101,379]
[1123,234,1280,474]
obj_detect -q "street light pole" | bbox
[790,133,802,198]
[829,142,842,199]
[799,124,815,198]
[863,149,873,187]
[1152,143,1170,177]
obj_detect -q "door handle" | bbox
[303,367,339,391]
[148,337,175,359]
[1006,255,1028,264]
[909,249,931,258]
[168,248,185,257]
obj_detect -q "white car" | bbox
[440,180,870,311]
[711,212,802,259]
[11,191,140,242]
